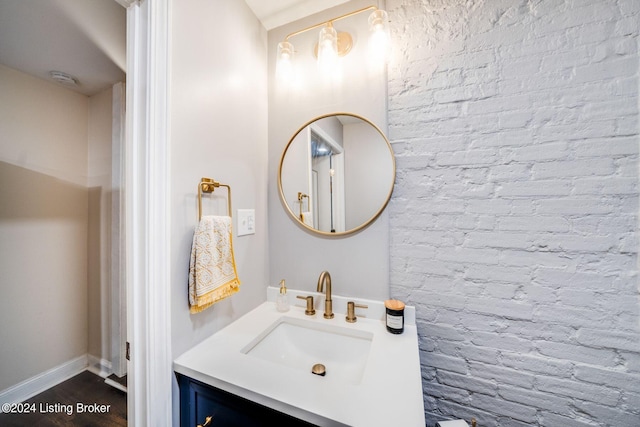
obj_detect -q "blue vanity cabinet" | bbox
[177,374,317,427]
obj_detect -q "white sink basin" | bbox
[241,316,373,384]
[174,292,426,426]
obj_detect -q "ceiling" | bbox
[0,0,347,97]
[245,0,350,30]
[0,0,127,96]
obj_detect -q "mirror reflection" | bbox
[278,113,395,235]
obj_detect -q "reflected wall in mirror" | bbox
[278,113,395,236]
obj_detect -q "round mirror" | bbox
[278,113,395,236]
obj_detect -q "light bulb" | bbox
[317,25,339,79]
[368,10,391,66]
[276,41,295,84]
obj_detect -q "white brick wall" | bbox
[387,1,640,426]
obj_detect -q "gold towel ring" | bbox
[198,177,232,220]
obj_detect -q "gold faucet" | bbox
[316,271,334,319]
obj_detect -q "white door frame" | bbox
[123,0,172,425]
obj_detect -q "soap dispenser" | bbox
[276,279,290,312]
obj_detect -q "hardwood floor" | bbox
[0,371,127,427]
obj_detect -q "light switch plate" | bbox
[237,209,255,236]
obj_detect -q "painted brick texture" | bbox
[387,1,640,426]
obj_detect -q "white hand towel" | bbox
[189,215,240,313]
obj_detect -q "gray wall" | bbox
[387,1,640,426]
[169,0,269,423]
[169,0,269,358]
[268,0,391,301]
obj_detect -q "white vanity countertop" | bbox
[173,288,425,427]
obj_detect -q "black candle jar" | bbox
[385,299,405,334]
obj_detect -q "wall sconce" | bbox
[276,5,391,83]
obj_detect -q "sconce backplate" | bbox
[313,32,353,58]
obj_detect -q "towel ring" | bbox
[198,177,232,221]
[297,192,308,220]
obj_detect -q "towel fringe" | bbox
[189,278,240,314]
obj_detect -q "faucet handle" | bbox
[296,295,316,316]
[345,301,368,323]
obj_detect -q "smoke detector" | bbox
[48,71,79,87]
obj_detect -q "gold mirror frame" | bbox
[278,112,396,237]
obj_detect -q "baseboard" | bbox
[104,377,127,393]
[0,355,88,405]
[86,354,113,379]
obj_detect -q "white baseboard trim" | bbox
[87,354,113,379]
[104,378,128,393]
[0,355,88,405]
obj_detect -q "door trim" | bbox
[125,0,172,425]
